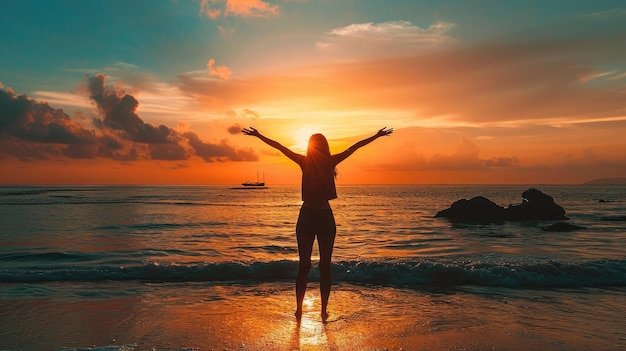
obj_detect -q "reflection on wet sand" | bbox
[288,294,336,350]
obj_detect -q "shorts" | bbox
[296,206,336,236]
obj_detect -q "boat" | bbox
[241,172,265,187]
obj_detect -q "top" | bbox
[298,155,337,206]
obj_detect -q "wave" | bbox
[2,258,625,289]
[0,198,298,208]
[0,199,208,206]
[88,221,228,231]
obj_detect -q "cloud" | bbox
[217,25,235,37]
[200,0,279,19]
[374,135,519,173]
[426,136,515,171]
[172,15,625,131]
[484,156,519,167]
[0,87,98,159]
[316,20,456,59]
[313,33,626,126]
[608,72,626,80]
[327,20,454,39]
[242,108,259,119]
[584,7,626,19]
[176,29,626,129]
[29,91,94,110]
[227,123,242,134]
[184,131,257,162]
[110,61,139,70]
[0,75,258,163]
[207,59,232,80]
[87,74,174,144]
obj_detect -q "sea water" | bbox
[1,185,625,350]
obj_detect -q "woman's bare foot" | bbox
[295,309,303,320]
[321,311,329,322]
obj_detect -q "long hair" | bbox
[306,133,337,178]
[307,133,331,157]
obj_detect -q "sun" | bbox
[291,127,318,154]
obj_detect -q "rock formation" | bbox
[435,188,568,223]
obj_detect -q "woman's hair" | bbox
[307,133,337,178]
[307,133,331,157]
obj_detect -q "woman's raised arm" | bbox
[333,127,393,164]
[242,127,303,164]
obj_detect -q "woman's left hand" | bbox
[376,127,394,137]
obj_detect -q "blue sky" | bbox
[3,0,623,92]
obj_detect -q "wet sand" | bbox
[1,282,625,350]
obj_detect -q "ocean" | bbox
[1,185,625,350]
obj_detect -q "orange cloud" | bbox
[359,133,518,173]
[179,42,626,129]
[200,0,279,19]
[207,59,232,80]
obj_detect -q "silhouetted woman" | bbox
[242,126,393,321]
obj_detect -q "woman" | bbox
[242,126,393,320]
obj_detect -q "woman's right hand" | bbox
[242,127,261,137]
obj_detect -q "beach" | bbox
[3,281,625,350]
[1,185,625,350]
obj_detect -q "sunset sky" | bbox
[1,0,625,185]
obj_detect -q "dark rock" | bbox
[435,196,506,223]
[435,188,568,223]
[505,188,567,221]
[543,222,585,232]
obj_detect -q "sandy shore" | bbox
[1,282,625,350]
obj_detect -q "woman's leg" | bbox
[295,230,315,318]
[317,211,336,321]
